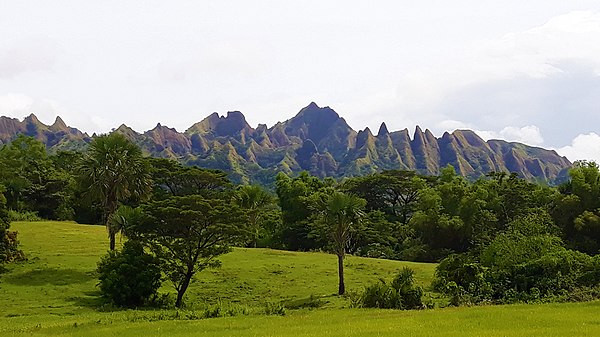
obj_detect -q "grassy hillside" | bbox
[1,221,599,336]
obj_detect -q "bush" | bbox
[7,210,42,222]
[96,240,162,307]
[359,268,423,309]
[1,192,25,265]
[264,302,286,315]
[202,303,250,318]
[433,247,600,305]
[433,254,492,305]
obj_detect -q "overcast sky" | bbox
[1,1,600,162]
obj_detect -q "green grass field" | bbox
[1,221,599,336]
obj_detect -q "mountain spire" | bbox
[377,122,389,136]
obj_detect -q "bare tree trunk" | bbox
[337,253,345,295]
[175,271,193,308]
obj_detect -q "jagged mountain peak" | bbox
[113,124,141,140]
[0,103,573,185]
[186,110,252,137]
[51,116,67,130]
[24,113,42,125]
[359,127,373,135]
[115,124,134,132]
[283,103,348,144]
[377,122,389,136]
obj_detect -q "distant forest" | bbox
[1,133,599,307]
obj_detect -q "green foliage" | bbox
[359,268,423,309]
[432,254,492,306]
[0,135,75,220]
[311,190,366,295]
[343,170,427,223]
[132,195,249,307]
[7,209,42,222]
[234,184,278,247]
[551,161,600,254]
[433,231,600,305]
[96,240,162,308]
[480,231,563,270]
[0,189,25,265]
[78,133,151,250]
[264,302,287,316]
[275,171,333,250]
[147,157,231,199]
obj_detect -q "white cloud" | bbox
[557,133,600,163]
[476,125,544,146]
[499,125,545,145]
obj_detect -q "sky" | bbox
[1,1,600,162]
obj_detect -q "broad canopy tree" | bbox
[343,170,427,224]
[147,157,231,199]
[130,195,248,308]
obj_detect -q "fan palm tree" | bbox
[78,133,151,250]
[234,185,275,247]
[316,191,366,295]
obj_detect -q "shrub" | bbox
[433,254,492,305]
[7,210,42,222]
[433,247,600,305]
[359,267,423,309]
[1,192,25,265]
[96,240,162,307]
[264,302,286,315]
[202,303,250,318]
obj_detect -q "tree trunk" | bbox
[109,229,116,251]
[337,253,345,295]
[175,272,193,308]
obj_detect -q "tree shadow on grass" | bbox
[4,267,94,286]
[68,290,107,309]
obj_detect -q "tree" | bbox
[234,185,276,247]
[96,240,162,307]
[147,158,230,199]
[78,133,151,250]
[0,187,24,265]
[132,195,248,308]
[343,170,427,223]
[554,161,600,253]
[0,135,75,220]
[0,135,48,211]
[107,205,142,242]
[313,191,366,295]
[275,171,333,250]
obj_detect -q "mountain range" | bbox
[0,102,571,185]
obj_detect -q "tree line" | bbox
[1,134,599,307]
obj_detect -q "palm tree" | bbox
[234,185,275,247]
[78,133,151,250]
[107,205,142,244]
[316,191,366,295]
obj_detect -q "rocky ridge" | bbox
[0,103,571,184]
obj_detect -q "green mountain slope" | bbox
[0,103,572,184]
